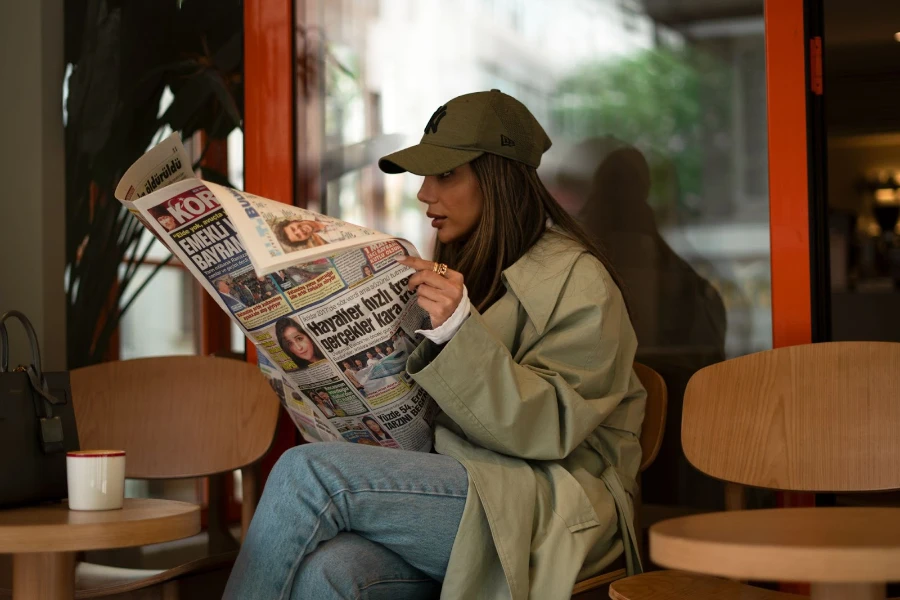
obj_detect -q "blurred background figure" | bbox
[551,136,730,509]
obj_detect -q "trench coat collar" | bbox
[501,229,584,336]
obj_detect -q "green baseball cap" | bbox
[378,89,552,176]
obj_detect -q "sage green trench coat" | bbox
[408,229,647,600]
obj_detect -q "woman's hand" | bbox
[396,256,464,328]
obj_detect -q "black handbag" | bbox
[0,310,79,507]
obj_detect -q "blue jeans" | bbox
[223,442,469,600]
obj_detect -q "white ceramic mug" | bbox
[66,450,126,511]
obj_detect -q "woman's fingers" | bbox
[414,283,460,328]
[395,255,432,271]
[415,296,451,328]
[396,255,464,328]
[397,256,463,286]
[414,283,445,302]
[408,270,457,293]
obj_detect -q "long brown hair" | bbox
[434,153,626,313]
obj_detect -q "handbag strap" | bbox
[0,310,65,410]
[0,310,44,379]
[1,311,68,453]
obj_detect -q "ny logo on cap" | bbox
[424,105,448,135]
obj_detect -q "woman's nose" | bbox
[417,177,435,204]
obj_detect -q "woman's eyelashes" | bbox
[439,170,454,180]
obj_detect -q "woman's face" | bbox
[354,359,364,368]
[366,352,374,360]
[284,326,316,362]
[366,420,385,435]
[417,162,484,243]
[285,220,315,243]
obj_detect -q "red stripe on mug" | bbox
[66,450,126,458]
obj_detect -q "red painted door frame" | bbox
[764,0,815,593]
[766,0,814,351]
[245,0,299,484]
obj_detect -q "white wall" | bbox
[0,0,67,370]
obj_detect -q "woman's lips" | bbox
[428,214,446,228]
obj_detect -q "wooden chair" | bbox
[609,341,900,600]
[572,362,668,599]
[1,355,281,599]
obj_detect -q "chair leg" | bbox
[207,474,239,554]
[240,465,259,543]
[161,580,179,600]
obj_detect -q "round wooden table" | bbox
[650,507,900,600]
[0,498,200,600]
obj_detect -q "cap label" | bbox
[424,105,448,135]
[500,134,516,147]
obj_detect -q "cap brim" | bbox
[378,143,483,176]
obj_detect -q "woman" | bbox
[361,264,374,279]
[225,90,646,600]
[361,415,391,442]
[275,318,325,369]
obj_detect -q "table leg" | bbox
[810,583,885,600]
[12,552,75,600]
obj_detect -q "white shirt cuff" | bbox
[415,285,471,345]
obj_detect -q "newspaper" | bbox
[115,134,439,452]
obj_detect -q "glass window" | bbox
[824,0,900,342]
[306,0,771,511]
[119,262,198,360]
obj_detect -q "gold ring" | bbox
[433,262,449,277]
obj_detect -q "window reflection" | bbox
[309,0,771,511]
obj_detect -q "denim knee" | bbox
[291,533,438,600]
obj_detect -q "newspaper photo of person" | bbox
[271,217,338,252]
[227,271,279,307]
[345,339,413,398]
[275,317,326,371]
[283,260,332,286]
[361,415,394,443]
[309,389,345,418]
[267,376,286,403]
[214,277,246,312]
[341,360,366,396]
[214,273,256,308]
[156,214,178,231]
[361,264,374,279]
[271,270,290,288]
[390,329,419,357]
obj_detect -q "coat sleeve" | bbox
[407,257,638,461]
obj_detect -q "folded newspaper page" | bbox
[115,134,439,451]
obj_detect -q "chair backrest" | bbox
[682,341,900,492]
[71,355,281,479]
[634,362,667,472]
